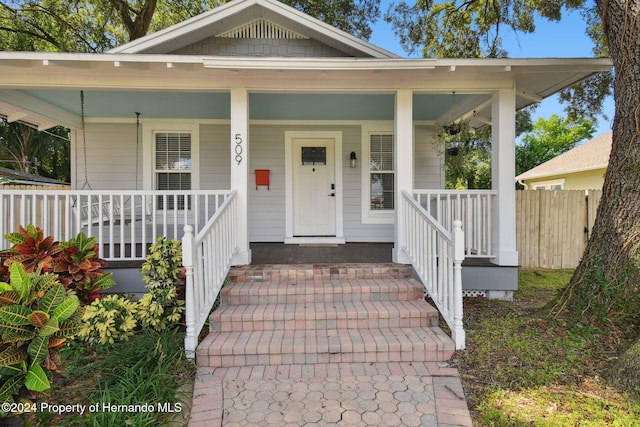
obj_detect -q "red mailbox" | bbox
[255,169,270,190]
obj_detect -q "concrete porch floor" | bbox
[250,243,393,264]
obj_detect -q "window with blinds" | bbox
[155,132,191,210]
[369,134,394,210]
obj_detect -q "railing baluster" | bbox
[182,190,238,360]
[412,189,496,258]
[400,190,465,350]
[2,190,232,262]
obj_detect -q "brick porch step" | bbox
[220,277,425,305]
[228,263,413,283]
[209,300,439,333]
[196,264,455,368]
[197,326,454,367]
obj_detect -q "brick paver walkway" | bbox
[189,362,472,426]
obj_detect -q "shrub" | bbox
[50,232,115,303]
[78,238,187,344]
[137,288,184,331]
[2,225,114,304]
[1,224,62,279]
[0,263,83,412]
[78,294,138,345]
[138,238,185,332]
[140,237,184,291]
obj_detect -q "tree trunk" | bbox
[608,338,640,396]
[553,2,640,334]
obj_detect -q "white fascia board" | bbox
[440,57,612,70]
[0,51,203,65]
[202,57,435,70]
[0,52,611,72]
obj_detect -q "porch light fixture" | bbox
[350,151,357,168]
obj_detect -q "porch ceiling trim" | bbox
[0,89,82,130]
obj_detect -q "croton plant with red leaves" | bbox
[1,224,114,303]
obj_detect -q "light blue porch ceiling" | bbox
[249,93,470,121]
[17,90,470,122]
[22,90,232,120]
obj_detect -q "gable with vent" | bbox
[169,17,352,57]
[111,0,398,58]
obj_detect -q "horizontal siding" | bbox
[248,124,394,243]
[75,123,140,190]
[343,126,394,242]
[75,122,441,244]
[414,125,444,189]
[248,125,287,241]
[200,124,230,190]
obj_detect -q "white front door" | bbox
[292,138,336,236]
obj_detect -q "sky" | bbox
[368,3,615,138]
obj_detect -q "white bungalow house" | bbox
[0,0,611,351]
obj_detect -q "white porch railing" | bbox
[401,190,465,350]
[413,190,496,258]
[182,190,238,360]
[0,190,232,261]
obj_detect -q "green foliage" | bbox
[516,114,596,178]
[0,0,380,53]
[0,263,83,410]
[477,386,640,426]
[607,338,640,398]
[433,120,492,189]
[79,238,186,344]
[0,119,70,183]
[384,0,611,122]
[78,294,138,345]
[40,327,195,426]
[139,237,185,331]
[561,264,640,334]
[385,0,587,59]
[1,224,62,277]
[51,232,115,302]
[140,237,184,291]
[137,288,184,332]
[3,225,115,304]
[461,269,640,426]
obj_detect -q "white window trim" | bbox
[531,178,565,190]
[142,121,200,191]
[361,122,395,224]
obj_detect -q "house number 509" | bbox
[234,134,243,165]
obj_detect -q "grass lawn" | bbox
[456,269,640,426]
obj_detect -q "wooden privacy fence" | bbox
[516,190,603,269]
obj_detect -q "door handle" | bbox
[328,193,335,197]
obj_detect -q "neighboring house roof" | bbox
[0,166,69,186]
[516,132,612,181]
[110,0,399,58]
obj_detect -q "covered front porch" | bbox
[0,51,611,358]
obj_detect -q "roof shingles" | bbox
[516,132,612,181]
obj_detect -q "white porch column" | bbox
[491,88,518,266]
[393,89,413,264]
[230,87,251,265]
